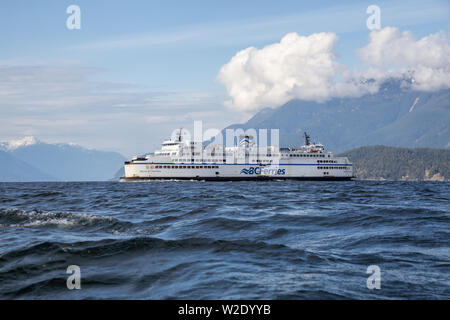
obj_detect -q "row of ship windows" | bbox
[158,153,331,158]
[153,165,220,169]
[148,165,348,170]
[173,159,227,163]
[171,159,275,163]
[290,154,327,157]
[317,160,338,163]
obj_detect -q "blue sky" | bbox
[0,0,449,156]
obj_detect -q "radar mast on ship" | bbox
[303,132,311,146]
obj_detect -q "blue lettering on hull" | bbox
[240,167,286,175]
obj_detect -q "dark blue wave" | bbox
[0,181,449,299]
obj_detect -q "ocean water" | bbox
[0,181,448,300]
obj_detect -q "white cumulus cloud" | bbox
[358,27,450,91]
[218,32,343,112]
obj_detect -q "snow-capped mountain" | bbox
[0,138,126,181]
[0,136,40,151]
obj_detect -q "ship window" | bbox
[196,166,200,169]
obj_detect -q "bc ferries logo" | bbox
[240,167,286,175]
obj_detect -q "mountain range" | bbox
[224,79,449,153]
[0,137,126,182]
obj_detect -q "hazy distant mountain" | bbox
[224,79,450,153]
[0,149,55,182]
[0,137,126,181]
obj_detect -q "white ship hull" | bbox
[122,160,353,181]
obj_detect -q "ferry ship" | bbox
[121,131,353,181]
